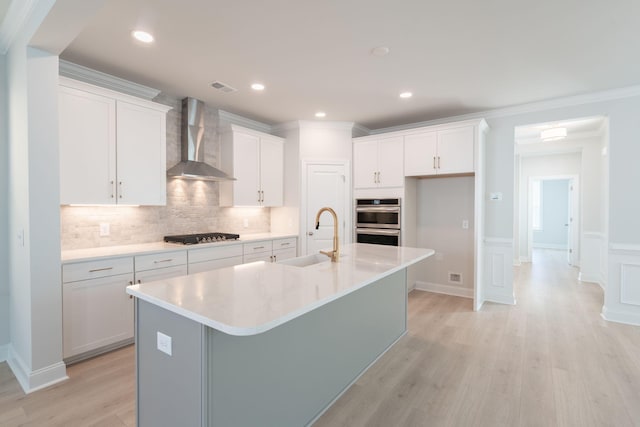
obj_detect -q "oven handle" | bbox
[355,206,400,212]
[356,223,400,229]
[356,228,401,236]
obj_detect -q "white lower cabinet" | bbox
[62,257,135,361]
[243,238,298,263]
[135,251,188,284]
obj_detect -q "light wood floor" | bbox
[1,249,639,426]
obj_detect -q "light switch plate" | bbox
[157,331,172,356]
[462,220,469,229]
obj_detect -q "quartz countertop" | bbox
[61,232,297,263]
[126,243,434,336]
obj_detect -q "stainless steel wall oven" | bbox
[355,198,401,246]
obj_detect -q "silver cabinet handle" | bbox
[280,242,290,246]
[438,156,441,169]
[433,157,436,169]
[153,259,173,264]
[128,281,134,298]
[273,255,277,262]
[110,180,115,199]
[253,246,265,250]
[261,190,265,203]
[137,279,142,284]
[119,181,123,199]
[89,267,113,273]
[377,171,381,183]
[258,190,261,203]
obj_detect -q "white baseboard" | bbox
[7,345,68,394]
[483,293,516,305]
[601,306,640,327]
[519,256,531,263]
[414,281,473,299]
[578,273,605,290]
[532,243,568,250]
[0,344,7,363]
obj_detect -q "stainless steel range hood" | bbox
[167,98,235,181]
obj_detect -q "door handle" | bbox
[308,231,314,236]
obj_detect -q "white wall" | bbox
[533,179,569,248]
[414,176,475,298]
[0,52,9,354]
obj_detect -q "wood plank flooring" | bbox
[1,249,639,426]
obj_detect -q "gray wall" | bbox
[533,179,569,248]
[60,95,271,250]
[0,52,8,350]
[415,176,475,291]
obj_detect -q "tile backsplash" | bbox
[60,94,271,251]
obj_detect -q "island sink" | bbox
[277,253,348,267]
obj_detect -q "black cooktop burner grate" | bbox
[164,232,240,245]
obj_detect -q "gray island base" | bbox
[129,244,434,426]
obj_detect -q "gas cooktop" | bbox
[164,232,240,245]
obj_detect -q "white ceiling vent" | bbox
[210,81,237,93]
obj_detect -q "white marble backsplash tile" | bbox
[60,94,271,250]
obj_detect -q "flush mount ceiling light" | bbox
[132,30,154,43]
[251,83,265,91]
[399,92,413,99]
[371,46,390,56]
[540,127,567,141]
[315,111,326,118]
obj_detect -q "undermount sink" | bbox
[278,253,332,267]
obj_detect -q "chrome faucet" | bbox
[315,207,339,262]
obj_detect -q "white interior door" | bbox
[568,178,580,266]
[304,162,349,255]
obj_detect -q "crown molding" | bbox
[59,60,161,100]
[352,123,371,137]
[369,85,640,135]
[218,110,272,134]
[0,0,39,54]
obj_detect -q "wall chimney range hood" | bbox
[167,98,236,181]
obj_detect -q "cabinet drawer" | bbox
[272,238,296,251]
[188,244,243,264]
[135,250,187,272]
[63,257,133,283]
[135,265,188,284]
[189,256,244,274]
[243,241,273,256]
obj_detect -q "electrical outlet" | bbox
[157,332,172,356]
[462,220,469,229]
[99,223,110,236]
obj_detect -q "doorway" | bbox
[528,176,579,266]
[301,160,351,255]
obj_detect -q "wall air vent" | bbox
[448,272,463,284]
[210,81,237,93]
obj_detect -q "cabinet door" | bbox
[260,137,284,206]
[404,131,438,176]
[243,252,273,264]
[233,132,261,206]
[377,136,404,187]
[272,247,297,262]
[116,101,167,205]
[135,265,188,284]
[189,256,243,274]
[63,273,134,358]
[353,141,379,189]
[59,86,116,205]
[436,126,475,175]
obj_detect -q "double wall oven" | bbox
[355,198,401,246]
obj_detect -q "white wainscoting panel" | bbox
[579,232,606,289]
[483,238,515,306]
[602,244,640,326]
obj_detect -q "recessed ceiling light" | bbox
[251,83,265,91]
[132,30,154,43]
[540,127,567,141]
[315,112,326,118]
[399,92,413,99]
[371,46,390,56]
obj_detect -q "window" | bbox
[532,180,542,230]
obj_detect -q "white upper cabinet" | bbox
[353,136,404,189]
[59,77,170,205]
[220,125,284,207]
[404,125,475,176]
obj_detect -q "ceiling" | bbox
[53,0,640,129]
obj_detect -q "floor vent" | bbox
[448,272,463,284]
[210,81,237,93]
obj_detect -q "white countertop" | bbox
[126,243,434,336]
[61,232,297,263]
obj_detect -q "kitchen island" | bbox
[127,243,434,426]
